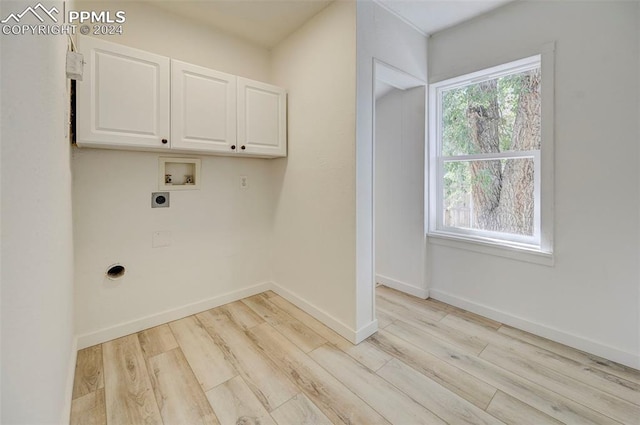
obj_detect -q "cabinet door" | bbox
[171,61,237,153]
[77,36,170,150]
[237,78,287,157]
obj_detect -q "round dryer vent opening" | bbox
[106,264,126,280]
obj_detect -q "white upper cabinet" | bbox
[238,78,287,157]
[171,61,237,153]
[76,37,286,157]
[77,36,171,150]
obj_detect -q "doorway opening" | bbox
[373,61,428,316]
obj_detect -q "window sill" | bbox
[427,232,554,266]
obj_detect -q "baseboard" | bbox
[376,274,429,299]
[76,280,381,351]
[430,289,640,370]
[355,318,379,343]
[271,282,376,344]
[76,282,272,349]
[61,335,78,425]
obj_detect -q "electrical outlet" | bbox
[240,176,249,189]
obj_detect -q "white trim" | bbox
[76,282,272,348]
[441,150,538,162]
[428,233,553,266]
[538,43,555,255]
[76,281,376,351]
[430,54,540,88]
[370,0,429,37]
[376,275,429,299]
[427,49,555,257]
[61,335,79,425]
[374,59,425,91]
[430,289,640,370]
[355,319,379,344]
[271,282,374,344]
[370,58,379,331]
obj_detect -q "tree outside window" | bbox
[430,56,543,249]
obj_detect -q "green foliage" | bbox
[442,88,474,156]
[443,161,470,207]
[441,69,537,230]
[441,74,525,156]
[497,74,526,151]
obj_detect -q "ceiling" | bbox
[146,0,512,49]
[375,0,513,36]
[147,0,333,49]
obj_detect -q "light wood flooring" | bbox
[71,286,640,425]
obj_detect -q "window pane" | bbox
[441,68,541,157]
[443,158,535,236]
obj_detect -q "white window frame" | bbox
[427,46,555,264]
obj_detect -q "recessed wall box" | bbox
[152,192,170,208]
[159,157,201,190]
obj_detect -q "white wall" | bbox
[72,1,275,344]
[637,1,640,365]
[1,1,76,422]
[269,1,360,339]
[375,86,426,298]
[428,0,640,368]
[73,1,269,81]
[356,2,428,332]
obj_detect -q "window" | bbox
[428,54,553,257]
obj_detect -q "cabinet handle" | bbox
[241,145,246,150]
[230,145,236,150]
[161,139,168,145]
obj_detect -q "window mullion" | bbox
[441,150,540,162]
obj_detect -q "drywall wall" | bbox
[375,86,426,298]
[356,2,428,331]
[269,1,360,339]
[73,1,269,81]
[637,1,640,364]
[72,1,275,343]
[428,0,640,368]
[1,1,76,422]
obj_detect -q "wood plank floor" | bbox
[71,286,640,425]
